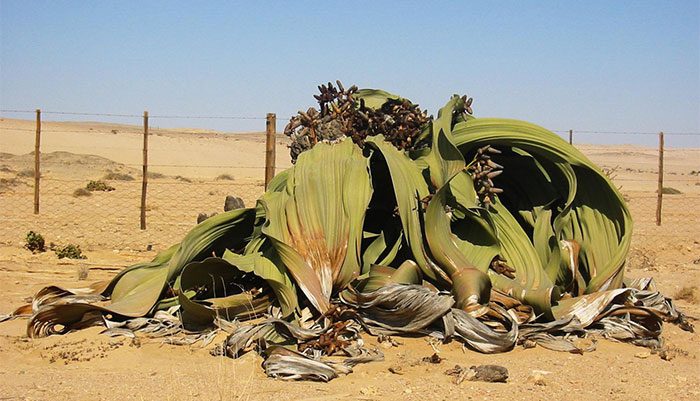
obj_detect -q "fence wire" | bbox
[1,112,699,270]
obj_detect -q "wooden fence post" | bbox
[140,111,149,230]
[265,113,276,189]
[568,129,573,145]
[655,132,664,226]
[33,109,41,214]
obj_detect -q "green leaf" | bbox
[452,118,632,295]
[358,260,423,293]
[421,95,468,189]
[354,89,403,110]
[177,257,271,329]
[222,250,299,317]
[364,136,445,282]
[424,175,492,310]
[107,208,256,317]
[260,139,372,313]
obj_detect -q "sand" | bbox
[0,117,698,400]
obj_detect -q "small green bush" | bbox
[86,180,115,192]
[25,231,46,253]
[54,244,86,259]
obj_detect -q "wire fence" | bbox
[1,108,699,265]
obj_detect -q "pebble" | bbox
[360,386,378,396]
[528,372,547,386]
[634,351,651,359]
[388,365,404,375]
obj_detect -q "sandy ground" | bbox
[0,117,699,400]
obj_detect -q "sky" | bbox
[1,0,698,147]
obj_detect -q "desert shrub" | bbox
[104,172,134,181]
[25,231,46,253]
[661,187,682,195]
[175,175,192,183]
[54,244,87,259]
[73,188,92,197]
[674,286,698,303]
[601,165,620,180]
[77,265,89,280]
[147,171,165,179]
[17,169,36,178]
[627,247,655,270]
[0,177,23,192]
[0,165,14,173]
[215,174,234,181]
[86,180,115,192]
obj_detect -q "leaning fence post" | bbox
[655,131,664,226]
[265,113,276,189]
[33,109,41,214]
[140,111,149,230]
[568,129,573,145]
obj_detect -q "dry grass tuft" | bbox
[16,168,36,178]
[627,247,656,270]
[73,188,92,197]
[661,186,682,195]
[0,177,24,192]
[215,174,235,181]
[104,172,134,181]
[147,171,166,179]
[77,265,89,280]
[674,286,699,304]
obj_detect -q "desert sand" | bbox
[0,117,698,401]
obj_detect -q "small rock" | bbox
[445,364,509,384]
[197,212,217,224]
[469,365,508,383]
[224,195,245,211]
[422,353,443,364]
[658,349,675,361]
[388,365,404,375]
[404,388,412,394]
[377,334,401,348]
[360,386,377,396]
[379,341,394,350]
[634,351,651,359]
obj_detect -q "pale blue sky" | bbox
[1,1,698,146]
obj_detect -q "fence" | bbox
[1,109,699,264]
[0,109,291,253]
